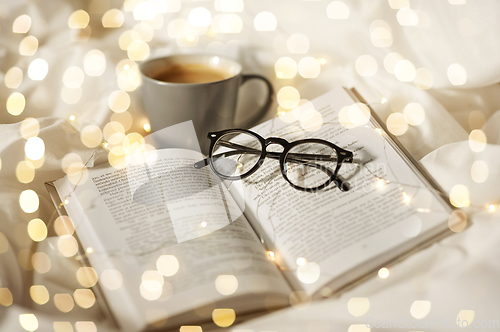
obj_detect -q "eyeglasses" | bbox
[194,129,353,192]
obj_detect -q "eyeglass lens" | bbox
[211,132,263,178]
[284,142,338,189]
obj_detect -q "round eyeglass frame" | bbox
[206,129,353,192]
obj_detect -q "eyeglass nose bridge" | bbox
[264,137,289,148]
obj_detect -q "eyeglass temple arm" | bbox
[193,140,348,169]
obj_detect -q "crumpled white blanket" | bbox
[1,0,499,331]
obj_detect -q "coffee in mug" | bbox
[152,63,230,84]
[140,54,274,153]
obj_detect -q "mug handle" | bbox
[237,74,274,128]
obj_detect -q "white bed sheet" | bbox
[0,0,499,331]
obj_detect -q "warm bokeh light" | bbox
[389,0,410,9]
[119,30,141,50]
[66,162,87,185]
[84,50,106,76]
[53,322,73,332]
[449,184,470,208]
[189,7,212,27]
[447,63,467,86]
[16,161,35,184]
[20,118,40,139]
[127,40,150,61]
[13,15,31,33]
[215,275,238,295]
[378,267,389,278]
[111,110,134,131]
[471,160,488,183]
[25,137,45,160]
[298,57,321,78]
[156,255,180,277]
[348,103,371,126]
[81,125,103,148]
[76,267,99,288]
[19,314,38,331]
[277,86,300,109]
[397,8,418,26]
[254,11,277,31]
[355,55,378,76]
[216,0,244,12]
[57,235,79,257]
[371,26,393,48]
[142,270,164,293]
[403,102,425,126]
[102,9,125,28]
[133,22,154,42]
[63,66,85,89]
[27,218,47,242]
[219,14,243,33]
[327,1,350,19]
[456,310,475,326]
[133,1,156,20]
[101,269,123,290]
[410,300,431,319]
[19,36,38,56]
[5,67,23,89]
[140,274,164,301]
[297,262,321,284]
[383,52,403,74]
[468,129,487,152]
[275,57,297,79]
[30,285,49,305]
[447,209,468,233]
[338,105,356,129]
[61,86,82,105]
[296,257,307,266]
[300,109,323,132]
[32,252,51,274]
[386,112,408,136]
[108,146,128,169]
[75,321,97,332]
[108,90,131,113]
[28,58,49,81]
[212,309,236,327]
[103,121,125,145]
[68,10,90,29]
[167,19,188,38]
[180,327,202,332]
[54,293,75,313]
[413,67,434,89]
[347,297,370,317]
[394,59,416,82]
[20,190,39,213]
[0,288,13,307]
[61,153,83,174]
[7,92,26,116]
[74,289,96,309]
[287,34,310,54]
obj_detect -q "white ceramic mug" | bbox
[140,54,273,153]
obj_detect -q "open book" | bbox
[47,87,457,331]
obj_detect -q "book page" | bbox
[230,88,452,295]
[55,148,291,331]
